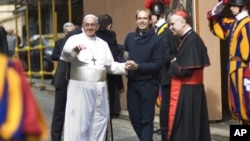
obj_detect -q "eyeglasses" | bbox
[84,23,97,27]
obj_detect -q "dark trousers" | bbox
[127,81,158,141]
[108,84,121,117]
[159,85,171,141]
[51,88,67,141]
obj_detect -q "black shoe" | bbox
[240,120,250,125]
[110,113,120,119]
[114,113,120,118]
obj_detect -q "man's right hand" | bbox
[73,44,86,53]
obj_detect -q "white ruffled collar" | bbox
[236,11,249,21]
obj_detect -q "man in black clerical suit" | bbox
[96,14,124,119]
[0,26,9,55]
[50,22,75,141]
[96,14,124,141]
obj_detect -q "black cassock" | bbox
[168,30,211,141]
[0,26,9,55]
[96,26,124,141]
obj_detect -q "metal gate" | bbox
[0,0,82,90]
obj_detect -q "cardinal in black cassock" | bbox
[167,11,211,141]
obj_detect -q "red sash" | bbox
[168,69,203,138]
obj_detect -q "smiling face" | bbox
[82,15,99,37]
[169,14,185,37]
[136,9,152,33]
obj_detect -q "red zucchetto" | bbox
[173,10,188,18]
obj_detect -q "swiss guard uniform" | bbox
[207,0,250,124]
[0,54,48,140]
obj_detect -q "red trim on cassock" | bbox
[167,77,181,139]
[168,69,203,139]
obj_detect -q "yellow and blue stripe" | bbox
[0,54,48,140]
[209,15,250,122]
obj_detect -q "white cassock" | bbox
[61,33,126,141]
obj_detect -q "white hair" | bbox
[83,14,98,24]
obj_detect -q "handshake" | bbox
[125,60,138,70]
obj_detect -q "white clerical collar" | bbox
[236,11,249,21]
[90,36,96,40]
[84,34,96,40]
[182,27,192,36]
[155,18,166,28]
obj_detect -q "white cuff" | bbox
[211,1,225,16]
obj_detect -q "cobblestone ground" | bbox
[32,78,226,141]
[112,118,161,141]
[32,86,161,141]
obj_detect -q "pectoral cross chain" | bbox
[91,56,96,65]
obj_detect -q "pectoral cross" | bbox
[91,56,96,65]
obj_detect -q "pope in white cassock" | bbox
[61,14,127,141]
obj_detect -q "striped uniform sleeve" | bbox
[239,22,250,61]
[0,66,23,140]
[207,12,235,40]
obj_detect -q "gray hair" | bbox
[166,12,174,24]
[63,22,74,31]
